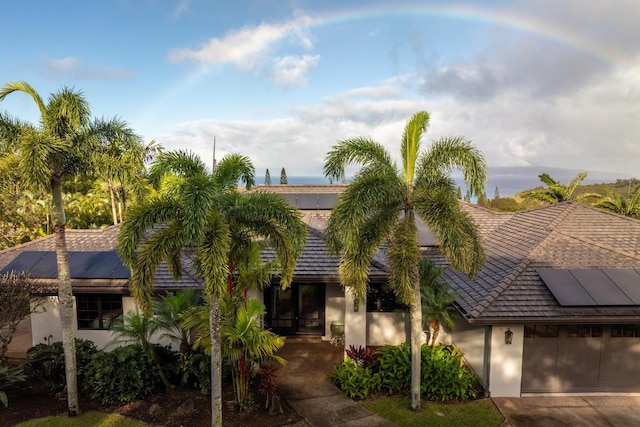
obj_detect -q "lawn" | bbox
[16,412,146,427]
[360,396,504,427]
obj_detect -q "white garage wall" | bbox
[489,325,524,397]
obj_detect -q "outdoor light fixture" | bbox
[353,298,359,312]
[505,328,513,345]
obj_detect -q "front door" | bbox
[266,283,325,336]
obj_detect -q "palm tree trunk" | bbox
[52,182,79,416]
[410,281,422,411]
[108,180,118,225]
[210,296,223,427]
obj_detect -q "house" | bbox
[436,202,640,396]
[2,185,640,398]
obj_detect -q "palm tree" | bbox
[522,171,588,204]
[0,81,136,416]
[92,122,157,225]
[117,150,305,427]
[323,110,486,411]
[419,259,461,347]
[592,184,640,218]
[153,288,203,356]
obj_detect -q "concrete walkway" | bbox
[276,336,397,427]
[494,395,640,427]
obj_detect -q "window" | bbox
[611,324,640,338]
[366,283,408,312]
[77,294,123,330]
[524,325,560,338]
[567,324,602,338]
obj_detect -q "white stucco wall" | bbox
[489,325,524,397]
[30,296,180,351]
[366,312,409,346]
[449,319,488,385]
[344,290,366,349]
[325,283,344,339]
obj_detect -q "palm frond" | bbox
[401,110,429,185]
[387,215,421,305]
[147,150,207,188]
[417,135,488,197]
[323,137,395,183]
[214,153,256,190]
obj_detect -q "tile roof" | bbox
[437,202,640,323]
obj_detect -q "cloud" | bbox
[271,55,319,86]
[171,0,191,20]
[41,57,132,80]
[168,16,317,86]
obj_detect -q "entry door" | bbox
[266,284,325,336]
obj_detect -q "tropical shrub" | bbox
[376,344,412,394]
[25,339,97,394]
[0,365,26,407]
[345,345,377,367]
[420,345,477,401]
[349,343,478,401]
[83,344,162,404]
[180,348,211,394]
[330,357,379,399]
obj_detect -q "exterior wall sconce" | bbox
[505,328,513,345]
[353,298,359,312]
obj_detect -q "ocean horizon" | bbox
[279,166,634,198]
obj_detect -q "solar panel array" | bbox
[537,268,640,306]
[280,193,338,210]
[0,251,130,279]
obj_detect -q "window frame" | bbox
[76,293,123,330]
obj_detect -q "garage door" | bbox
[522,324,640,393]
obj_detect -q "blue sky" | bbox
[1,0,639,180]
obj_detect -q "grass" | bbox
[16,411,146,427]
[360,396,504,427]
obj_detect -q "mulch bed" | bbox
[1,375,306,427]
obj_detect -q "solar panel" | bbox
[538,268,640,306]
[603,269,640,304]
[294,194,319,209]
[571,269,634,305]
[1,251,130,279]
[317,194,338,209]
[537,269,596,306]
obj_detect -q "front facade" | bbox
[3,185,640,398]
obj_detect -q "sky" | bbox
[1,0,639,185]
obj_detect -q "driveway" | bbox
[493,396,640,427]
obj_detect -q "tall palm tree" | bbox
[522,171,588,204]
[323,110,486,411]
[117,150,305,427]
[419,259,461,347]
[0,81,136,415]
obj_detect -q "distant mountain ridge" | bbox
[283,166,635,198]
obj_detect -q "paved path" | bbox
[276,336,397,427]
[494,395,640,427]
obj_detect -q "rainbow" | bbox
[137,3,637,127]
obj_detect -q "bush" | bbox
[329,357,379,399]
[153,344,181,385]
[345,345,377,368]
[25,339,97,394]
[420,345,477,401]
[181,348,211,394]
[360,343,478,401]
[375,344,411,395]
[83,344,162,404]
[0,365,26,407]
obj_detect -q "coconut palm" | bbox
[323,110,486,411]
[0,81,138,416]
[522,171,588,204]
[419,259,461,347]
[117,150,305,427]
